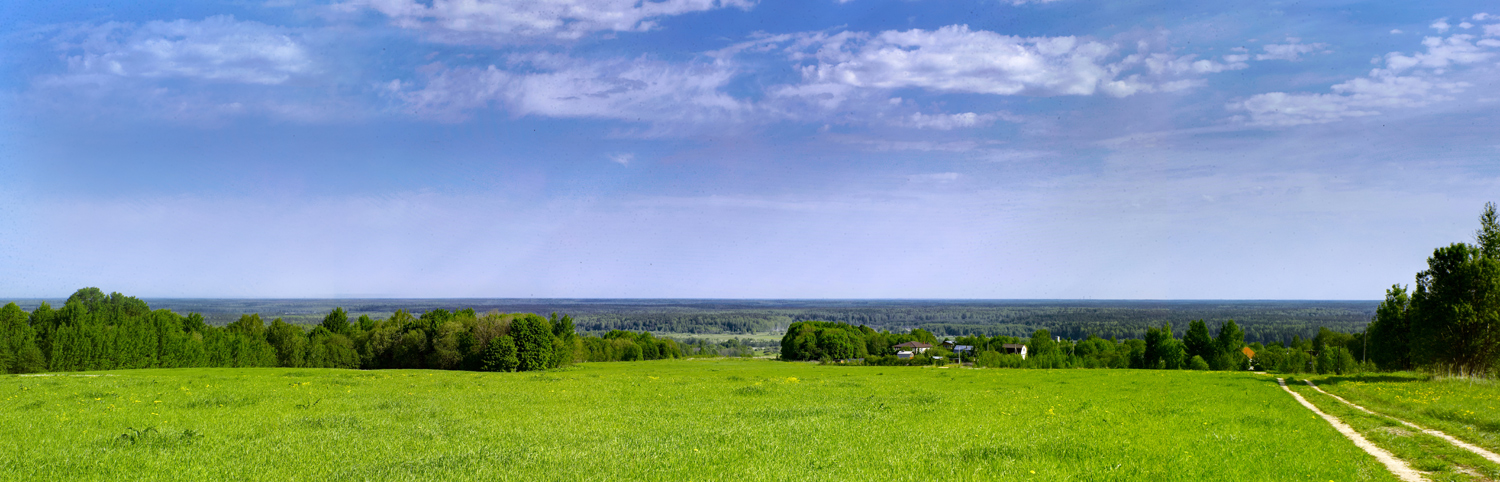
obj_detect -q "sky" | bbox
[0,0,1497,299]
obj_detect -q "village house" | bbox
[1001,343,1028,360]
[893,341,932,354]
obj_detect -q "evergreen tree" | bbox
[1368,284,1412,370]
[1182,320,1214,362]
[1478,201,1499,259]
[321,307,350,336]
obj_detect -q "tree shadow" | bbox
[1315,374,1428,386]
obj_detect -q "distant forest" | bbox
[4,298,1377,345]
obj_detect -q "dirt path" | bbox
[1305,380,1500,466]
[1276,378,1426,482]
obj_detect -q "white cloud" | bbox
[899,112,999,130]
[44,16,311,85]
[1229,28,1494,126]
[608,153,634,165]
[766,25,1235,109]
[1138,52,1248,74]
[347,0,755,43]
[390,55,746,129]
[783,26,1116,96]
[1255,38,1327,61]
[1432,18,1451,32]
[1476,13,1493,21]
[1380,35,1493,73]
[1391,29,1403,34]
[1485,24,1500,38]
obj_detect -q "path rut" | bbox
[1305,380,1500,466]
[1276,377,1426,482]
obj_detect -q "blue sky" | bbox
[1,0,1497,299]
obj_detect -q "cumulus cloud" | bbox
[758,24,1243,117]
[776,26,1118,98]
[389,24,1249,131]
[1229,24,1495,126]
[44,16,312,86]
[388,55,746,130]
[1432,18,1451,32]
[347,0,755,43]
[1255,38,1327,61]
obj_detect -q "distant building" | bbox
[893,341,932,354]
[1002,343,1028,360]
[896,350,914,360]
[1241,346,1256,360]
[952,345,974,354]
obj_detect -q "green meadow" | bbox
[3,360,1397,481]
[1301,373,1500,455]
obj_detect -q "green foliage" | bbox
[1028,329,1057,357]
[3,289,606,374]
[780,321,873,361]
[1367,203,1500,377]
[1368,285,1412,370]
[1478,201,1499,259]
[511,315,555,371]
[1411,242,1500,376]
[321,307,350,336]
[481,335,519,372]
[1315,346,1358,375]
[1213,320,1244,357]
[1143,323,1185,369]
[0,303,46,373]
[1183,320,1214,363]
[1188,355,1209,371]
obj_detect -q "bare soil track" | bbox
[1276,377,1426,482]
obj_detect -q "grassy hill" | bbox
[2,360,1402,480]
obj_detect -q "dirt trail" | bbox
[1276,378,1426,482]
[1305,380,1500,466]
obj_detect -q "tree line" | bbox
[779,203,1500,378]
[780,318,1369,375]
[0,288,685,374]
[1366,202,1500,377]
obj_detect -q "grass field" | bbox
[1285,378,1500,481]
[2,360,1400,481]
[1302,373,1500,455]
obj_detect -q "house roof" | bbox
[1241,346,1256,358]
[893,341,932,348]
[1001,343,1027,349]
[953,345,974,351]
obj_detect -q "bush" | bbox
[1188,356,1210,371]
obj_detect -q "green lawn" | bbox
[3,360,1396,481]
[1303,372,1500,454]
